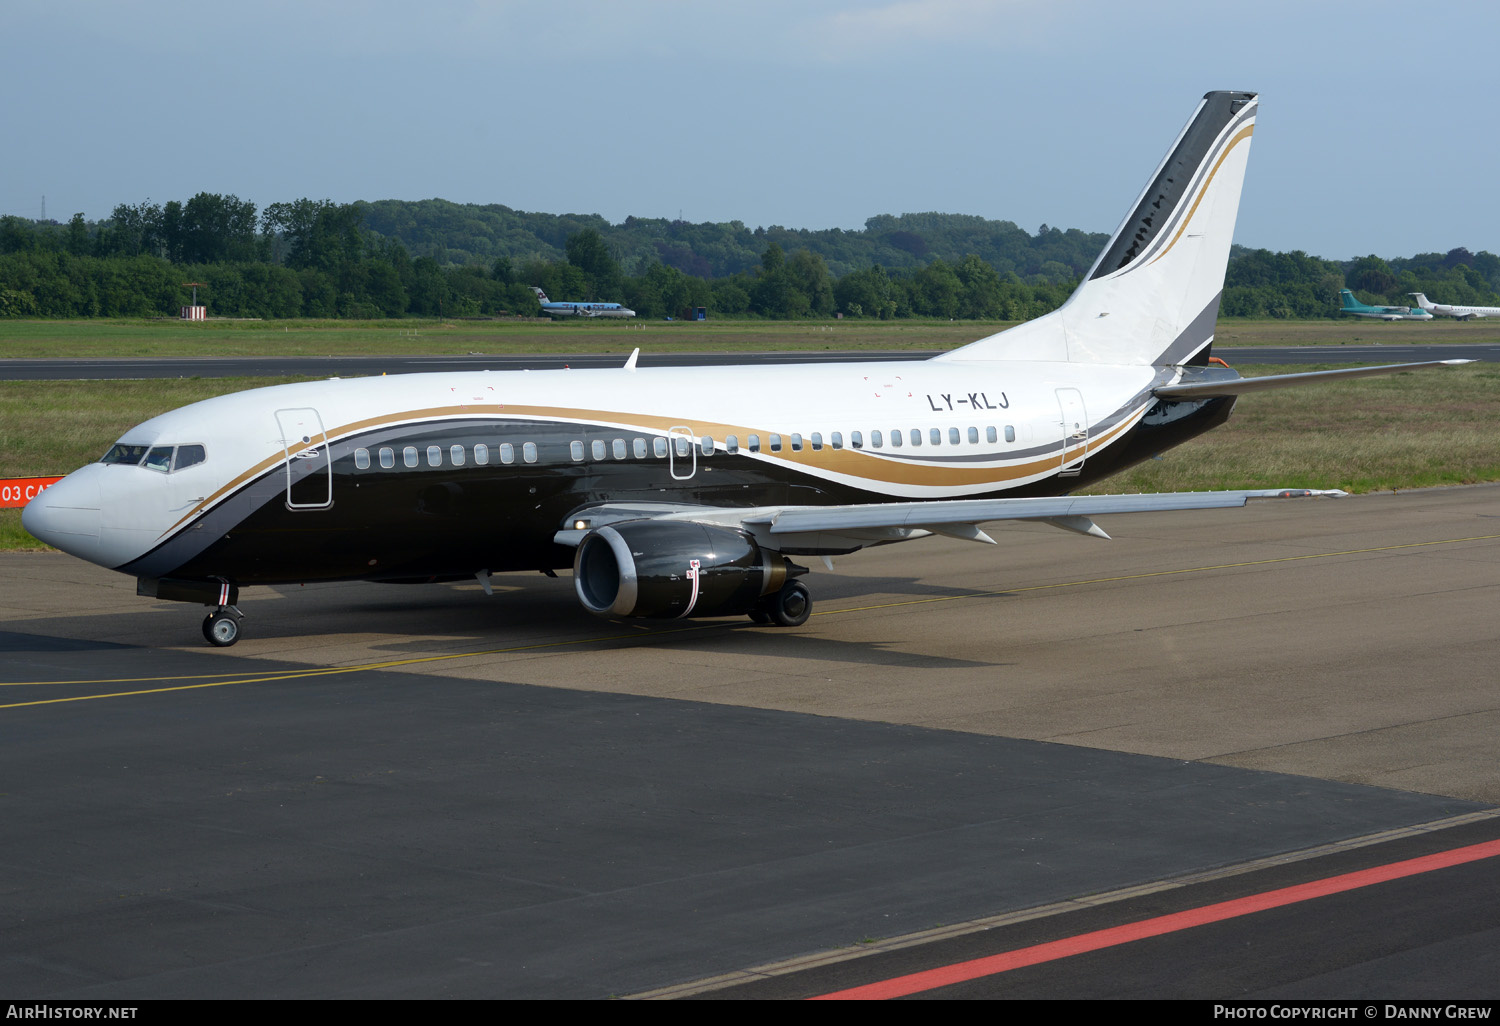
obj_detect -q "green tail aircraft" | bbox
[1339,289,1433,320]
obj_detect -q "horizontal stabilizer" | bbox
[1154,360,1473,399]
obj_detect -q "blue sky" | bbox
[3,0,1496,261]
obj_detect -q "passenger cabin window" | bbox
[725,435,739,454]
[790,433,802,452]
[592,439,606,460]
[851,431,863,449]
[700,436,713,456]
[613,439,627,460]
[427,445,442,467]
[870,430,883,448]
[379,447,395,469]
[769,433,782,453]
[968,427,979,444]
[474,444,489,465]
[909,429,921,447]
[949,427,961,445]
[890,430,902,448]
[633,437,647,459]
[831,432,843,450]
[1005,425,1016,443]
[674,435,690,457]
[653,437,668,458]
[522,442,538,464]
[403,447,418,468]
[499,443,515,465]
[810,432,823,451]
[354,448,371,470]
[747,434,761,453]
[450,444,466,466]
[570,441,585,462]
[986,426,998,444]
[930,428,942,446]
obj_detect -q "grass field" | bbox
[1076,361,1500,495]
[0,317,973,358]
[3,352,1496,552]
[3,315,1500,359]
[0,376,314,551]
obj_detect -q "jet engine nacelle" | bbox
[573,520,787,619]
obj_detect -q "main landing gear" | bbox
[749,580,812,627]
[202,606,244,647]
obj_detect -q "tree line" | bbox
[2,194,1498,321]
[360,200,1110,282]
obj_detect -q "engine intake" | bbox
[573,521,786,619]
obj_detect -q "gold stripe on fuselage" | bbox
[161,401,1148,539]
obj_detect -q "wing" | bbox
[1153,360,1472,399]
[553,489,1345,554]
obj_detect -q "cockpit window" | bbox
[174,444,206,471]
[101,443,149,465]
[102,443,208,472]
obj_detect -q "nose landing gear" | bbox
[202,606,244,647]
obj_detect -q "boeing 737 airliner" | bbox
[23,92,1468,646]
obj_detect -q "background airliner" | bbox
[1338,289,1433,320]
[532,287,636,318]
[23,92,1467,646]
[1409,293,1500,320]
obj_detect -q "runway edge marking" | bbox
[623,809,1500,1000]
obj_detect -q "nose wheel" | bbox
[202,607,244,647]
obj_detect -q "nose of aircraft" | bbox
[21,467,104,563]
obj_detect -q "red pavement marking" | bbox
[813,837,1500,1000]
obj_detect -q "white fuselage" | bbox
[1426,302,1498,320]
[22,356,1166,578]
[542,302,636,318]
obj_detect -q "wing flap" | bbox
[750,489,1342,535]
[553,490,1345,552]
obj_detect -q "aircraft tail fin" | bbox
[1408,292,1434,311]
[1340,289,1360,309]
[531,286,549,304]
[938,91,1258,367]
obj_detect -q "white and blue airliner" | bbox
[532,287,636,319]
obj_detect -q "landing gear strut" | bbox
[202,606,244,647]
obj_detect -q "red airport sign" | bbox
[1,477,63,509]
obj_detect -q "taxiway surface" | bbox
[1,343,1497,380]
[2,485,1497,997]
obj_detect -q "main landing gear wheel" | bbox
[202,608,243,647]
[767,580,811,627]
